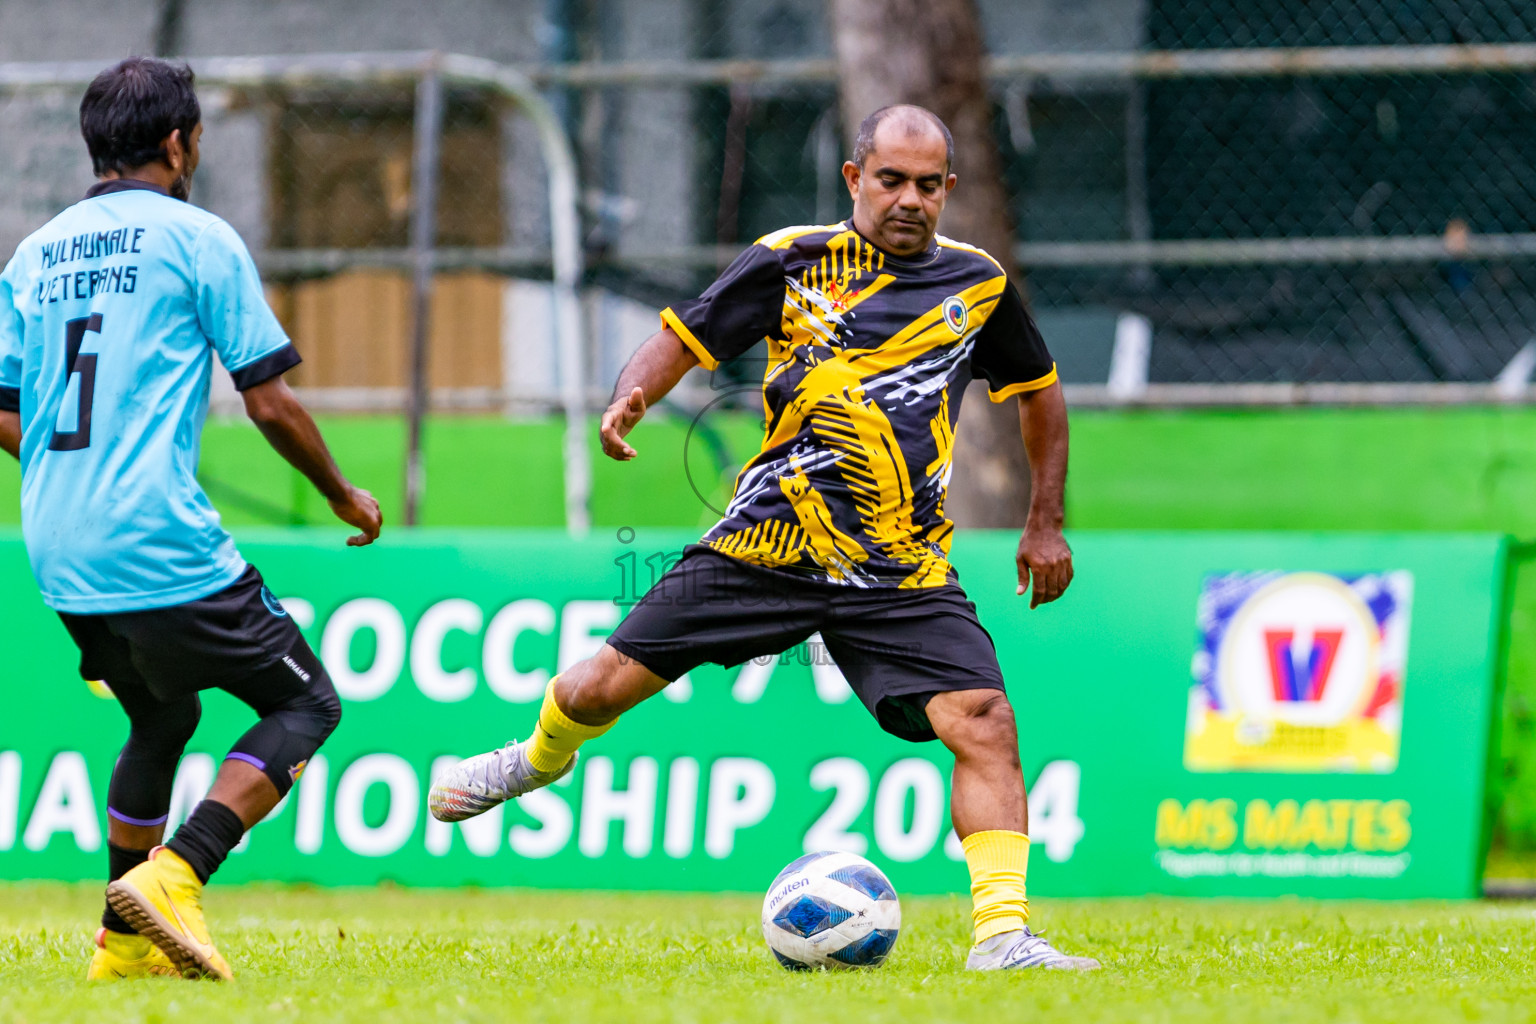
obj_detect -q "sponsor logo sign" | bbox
[1185,571,1412,773]
[0,531,1506,897]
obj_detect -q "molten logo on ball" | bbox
[762,851,901,970]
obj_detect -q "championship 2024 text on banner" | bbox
[0,530,1506,898]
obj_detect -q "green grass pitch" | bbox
[1,884,1534,1023]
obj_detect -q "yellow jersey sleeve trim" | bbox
[660,307,719,371]
[988,365,1058,402]
[756,223,847,250]
[936,234,1007,275]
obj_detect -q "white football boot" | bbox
[966,927,1102,972]
[428,741,577,822]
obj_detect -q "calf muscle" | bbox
[554,644,670,725]
[928,689,1028,837]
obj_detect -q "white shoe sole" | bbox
[967,956,1103,972]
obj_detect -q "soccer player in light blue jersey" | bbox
[0,57,382,981]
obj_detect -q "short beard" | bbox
[170,173,192,202]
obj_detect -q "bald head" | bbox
[852,105,954,171]
[842,105,957,256]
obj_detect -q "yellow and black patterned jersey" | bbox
[661,220,1057,589]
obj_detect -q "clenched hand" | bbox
[330,485,382,547]
[1016,525,1073,609]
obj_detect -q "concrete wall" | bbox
[177,0,547,64]
[0,0,159,61]
[0,86,272,256]
[0,0,547,64]
[0,0,1134,255]
[0,0,704,257]
[605,0,698,263]
[173,0,549,251]
[0,86,96,252]
[0,0,1136,397]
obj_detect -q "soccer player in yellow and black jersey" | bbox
[431,105,1098,971]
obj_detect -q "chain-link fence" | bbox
[6,5,1536,442]
[0,51,593,527]
[576,49,1536,402]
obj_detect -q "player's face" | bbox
[843,127,956,256]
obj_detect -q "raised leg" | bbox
[430,642,670,822]
[555,642,672,724]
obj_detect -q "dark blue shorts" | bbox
[606,545,1006,742]
[58,564,319,700]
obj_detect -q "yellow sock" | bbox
[526,676,616,772]
[962,830,1030,944]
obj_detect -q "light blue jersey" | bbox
[0,180,300,614]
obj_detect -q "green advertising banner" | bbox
[0,529,1508,898]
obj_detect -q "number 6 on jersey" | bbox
[49,312,102,452]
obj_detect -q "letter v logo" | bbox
[1264,629,1345,702]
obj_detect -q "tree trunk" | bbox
[828,0,1032,528]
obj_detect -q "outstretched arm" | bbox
[599,327,700,461]
[242,376,382,546]
[0,411,18,460]
[1015,380,1072,608]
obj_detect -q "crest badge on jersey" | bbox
[941,296,967,335]
[1184,570,1413,773]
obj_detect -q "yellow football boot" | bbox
[86,927,180,980]
[105,846,234,981]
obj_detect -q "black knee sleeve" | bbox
[107,694,201,828]
[225,639,342,796]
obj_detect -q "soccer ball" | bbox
[761,851,901,970]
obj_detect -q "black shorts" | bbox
[606,545,1006,742]
[58,564,310,701]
